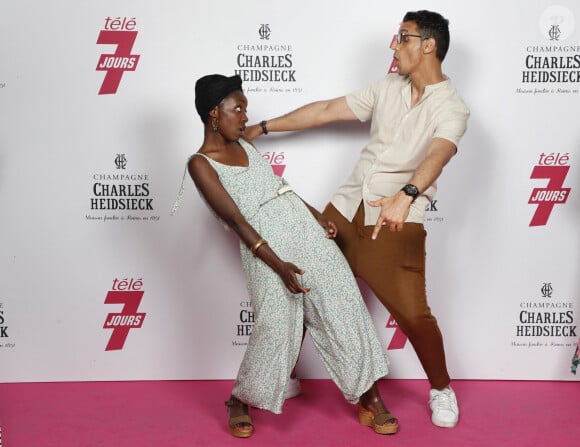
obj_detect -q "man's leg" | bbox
[324,202,458,427]
[357,223,451,390]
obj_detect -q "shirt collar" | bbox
[401,75,450,107]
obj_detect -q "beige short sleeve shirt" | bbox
[331,74,470,225]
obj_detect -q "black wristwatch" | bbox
[401,184,419,202]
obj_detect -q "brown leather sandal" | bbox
[357,402,399,435]
[225,397,254,438]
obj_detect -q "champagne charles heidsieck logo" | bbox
[96,16,140,95]
[234,24,302,94]
[86,154,160,223]
[233,300,254,347]
[513,282,576,350]
[516,6,579,95]
[0,302,13,350]
[424,198,444,224]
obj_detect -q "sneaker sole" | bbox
[431,416,458,428]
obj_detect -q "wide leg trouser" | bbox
[323,202,451,389]
[232,196,389,414]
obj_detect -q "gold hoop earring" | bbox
[211,118,219,132]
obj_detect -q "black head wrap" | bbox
[195,74,243,123]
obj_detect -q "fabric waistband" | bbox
[255,185,294,212]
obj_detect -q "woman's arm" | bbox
[188,155,310,294]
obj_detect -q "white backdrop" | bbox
[0,0,578,383]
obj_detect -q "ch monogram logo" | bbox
[541,283,553,298]
[259,24,271,40]
[114,154,128,170]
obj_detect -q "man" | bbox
[246,10,469,428]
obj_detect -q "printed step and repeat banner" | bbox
[0,0,578,382]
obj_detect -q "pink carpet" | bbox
[0,379,578,446]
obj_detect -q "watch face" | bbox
[403,184,419,197]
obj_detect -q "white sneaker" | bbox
[284,377,301,399]
[429,387,459,428]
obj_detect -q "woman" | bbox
[187,73,398,438]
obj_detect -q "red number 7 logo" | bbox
[103,290,145,351]
[528,165,570,226]
[96,30,140,95]
[386,315,407,350]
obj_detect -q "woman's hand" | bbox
[298,198,338,239]
[275,261,310,295]
[315,214,338,239]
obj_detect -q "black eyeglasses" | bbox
[396,32,425,44]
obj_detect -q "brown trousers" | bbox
[323,202,450,389]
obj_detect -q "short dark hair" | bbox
[403,10,450,62]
